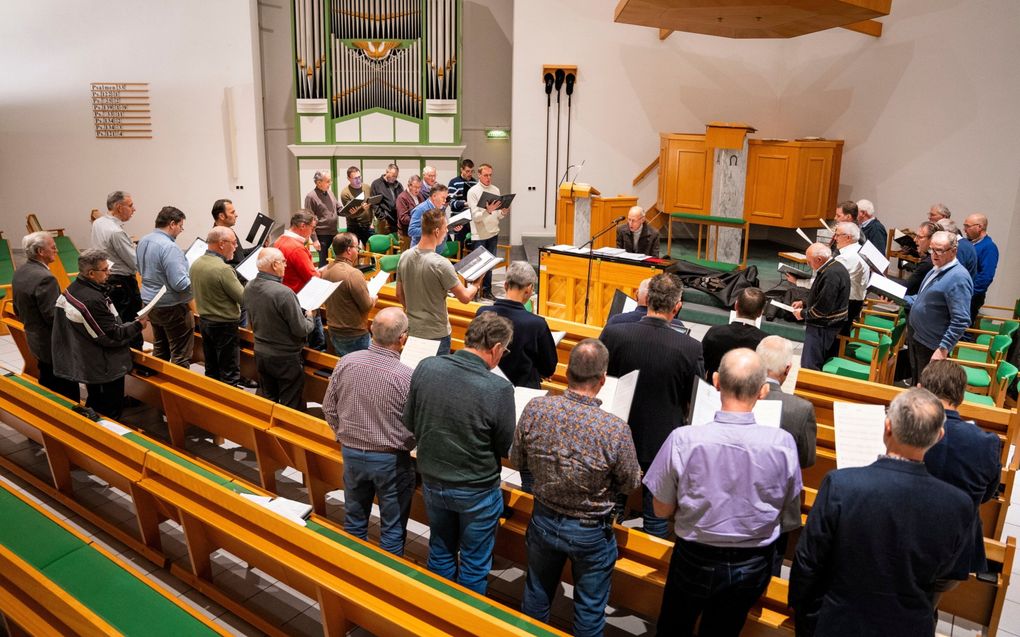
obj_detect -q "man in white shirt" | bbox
[466,163,508,301]
[91,190,143,347]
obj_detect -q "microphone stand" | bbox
[580,217,624,324]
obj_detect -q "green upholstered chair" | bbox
[963,361,1018,409]
[823,333,892,383]
[952,335,1012,391]
[379,254,401,273]
[367,233,394,255]
[438,240,460,260]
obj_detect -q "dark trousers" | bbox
[149,303,194,367]
[85,376,126,421]
[199,319,241,385]
[908,332,937,385]
[308,314,327,352]
[347,222,374,247]
[656,539,774,637]
[970,291,987,326]
[106,274,143,349]
[801,324,840,371]
[39,361,80,402]
[255,352,305,411]
[315,233,336,267]
[471,236,500,293]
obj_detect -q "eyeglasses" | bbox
[930,246,955,255]
[91,266,110,274]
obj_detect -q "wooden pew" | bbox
[0,373,566,637]
[0,481,228,637]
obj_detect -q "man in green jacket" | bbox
[190,226,245,386]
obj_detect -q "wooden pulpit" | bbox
[555,183,638,250]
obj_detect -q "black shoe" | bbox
[71,405,102,421]
[480,291,497,302]
[235,378,259,389]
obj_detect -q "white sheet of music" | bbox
[770,299,798,314]
[400,336,441,370]
[513,387,548,424]
[366,270,390,298]
[833,402,887,469]
[551,331,566,345]
[622,296,638,313]
[235,248,260,282]
[691,378,781,427]
[296,277,342,311]
[596,370,639,422]
[859,240,890,274]
[185,238,208,267]
[867,273,907,303]
[796,228,813,246]
[136,286,167,319]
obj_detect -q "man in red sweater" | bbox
[273,209,326,350]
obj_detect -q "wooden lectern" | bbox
[556,183,637,250]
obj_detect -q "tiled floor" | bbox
[0,323,1014,636]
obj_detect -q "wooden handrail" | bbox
[632,156,659,186]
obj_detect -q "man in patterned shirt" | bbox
[513,339,642,636]
[322,307,415,556]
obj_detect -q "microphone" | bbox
[543,73,554,95]
[611,215,625,224]
[565,72,576,96]
[554,69,565,91]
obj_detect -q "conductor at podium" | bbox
[616,206,660,257]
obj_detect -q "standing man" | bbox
[447,159,476,253]
[599,273,704,538]
[211,199,249,268]
[700,286,767,380]
[408,184,449,248]
[273,210,326,351]
[403,312,516,594]
[136,206,194,367]
[370,163,404,236]
[856,198,888,253]
[828,201,860,250]
[466,163,508,301]
[756,335,818,574]
[903,221,938,295]
[92,190,142,347]
[938,218,978,279]
[963,213,998,322]
[920,361,1002,599]
[477,261,558,389]
[322,233,376,356]
[242,248,314,410]
[52,249,148,420]
[12,232,80,399]
[790,243,849,371]
[790,388,972,636]
[420,165,438,198]
[339,166,375,246]
[615,206,660,257]
[645,348,801,636]
[190,227,244,386]
[395,174,425,252]
[831,222,869,334]
[929,203,952,224]
[322,307,415,556]
[304,170,340,267]
[904,231,972,384]
[396,209,478,355]
[513,339,641,636]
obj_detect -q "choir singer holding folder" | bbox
[466,163,509,301]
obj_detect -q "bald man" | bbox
[191,226,245,386]
[963,213,998,323]
[791,243,850,371]
[616,206,660,257]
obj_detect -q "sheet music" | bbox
[617,252,651,261]
[455,246,502,282]
[729,310,763,329]
[770,299,798,314]
[551,331,566,346]
[296,277,342,311]
[833,402,886,469]
[859,240,890,274]
[366,270,390,298]
[239,493,311,527]
[753,400,782,428]
[622,296,638,313]
[97,419,132,436]
[491,365,510,381]
[819,218,833,232]
[513,387,548,424]
[236,247,261,282]
[796,228,813,246]
[447,210,472,229]
[136,286,167,319]
[185,238,208,267]
[596,370,639,421]
[867,273,907,303]
[690,379,781,428]
[593,247,626,256]
[400,336,441,370]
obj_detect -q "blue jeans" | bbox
[657,539,774,637]
[308,314,327,352]
[522,504,617,637]
[422,482,503,594]
[330,332,370,357]
[471,236,500,293]
[342,448,416,556]
[642,484,670,539]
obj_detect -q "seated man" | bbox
[52,249,148,420]
[513,339,641,636]
[700,287,767,379]
[615,206,660,257]
[476,261,557,389]
[646,348,801,636]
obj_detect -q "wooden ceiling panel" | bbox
[614,0,891,39]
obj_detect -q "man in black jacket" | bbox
[701,287,767,380]
[615,206,660,257]
[791,243,850,371]
[12,232,79,399]
[476,261,557,389]
[52,249,148,419]
[370,163,404,236]
[600,273,704,538]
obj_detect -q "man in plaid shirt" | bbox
[322,307,416,556]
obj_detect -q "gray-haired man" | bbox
[91,190,142,347]
[304,170,340,267]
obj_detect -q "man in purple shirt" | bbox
[322,307,415,556]
[644,348,802,637]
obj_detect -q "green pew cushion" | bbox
[0,488,85,569]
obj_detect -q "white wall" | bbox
[0,0,266,250]
[510,0,1020,305]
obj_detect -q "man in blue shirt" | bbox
[137,206,194,367]
[408,184,448,248]
[904,231,973,384]
[963,213,998,323]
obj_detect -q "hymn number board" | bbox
[91,82,152,139]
